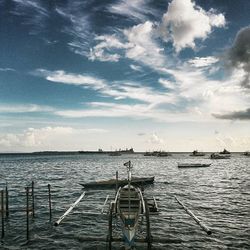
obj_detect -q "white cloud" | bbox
[0,68,15,72]
[158,78,175,89]
[160,0,226,52]
[147,133,164,145]
[130,64,143,72]
[165,65,249,120]
[89,21,167,71]
[35,69,106,90]
[11,0,48,32]
[108,0,156,22]
[34,69,175,106]
[124,21,165,68]
[88,35,129,62]
[187,56,219,68]
[0,104,54,113]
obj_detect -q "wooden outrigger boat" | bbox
[80,176,154,188]
[54,160,213,249]
[114,161,145,246]
[178,163,211,168]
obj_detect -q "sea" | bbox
[0,153,249,250]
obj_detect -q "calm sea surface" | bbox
[0,153,249,249]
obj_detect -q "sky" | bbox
[0,0,250,152]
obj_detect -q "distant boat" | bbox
[210,153,230,159]
[219,149,231,154]
[80,176,155,188]
[178,163,211,168]
[119,148,135,154]
[190,150,205,156]
[243,151,250,156]
[109,151,122,156]
[157,151,172,157]
[143,152,154,156]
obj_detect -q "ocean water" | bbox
[0,153,249,249]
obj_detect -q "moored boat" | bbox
[210,153,230,159]
[219,148,231,154]
[190,150,205,156]
[114,161,145,247]
[243,151,250,156]
[115,183,144,246]
[157,151,172,157]
[143,152,154,156]
[80,176,154,188]
[178,163,211,168]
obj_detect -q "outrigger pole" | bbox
[174,196,212,235]
[54,192,85,226]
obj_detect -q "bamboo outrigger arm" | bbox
[174,196,212,235]
[54,192,86,226]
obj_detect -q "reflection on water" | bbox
[0,153,249,249]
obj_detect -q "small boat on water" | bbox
[243,151,250,156]
[80,176,154,188]
[157,151,172,157]
[190,150,205,156]
[115,182,144,246]
[178,163,211,168]
[143,152,154,156]
[210,153,230,159]
[219,148,231,154]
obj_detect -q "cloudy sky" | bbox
[0,0,250,152]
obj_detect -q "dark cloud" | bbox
[213,108,250,120]
[227,26,250,88]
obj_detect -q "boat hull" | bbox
[80,177,154,188]
[178,163,211,168]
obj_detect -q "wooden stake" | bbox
[48,184,52,222]
[5,185,9,218]
[31,181,35,218]
[26,187,30,241]
[115,171,118,193]
[1,190,4,239]
[108,202,113,250]
[145,199,152,250]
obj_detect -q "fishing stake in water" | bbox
[54,192,85,226]
[174,196,212,235]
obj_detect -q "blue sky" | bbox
[0,0,250,152]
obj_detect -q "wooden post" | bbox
[31,181,35,218]
[48,184,52,222]
[26,187,30,242]
[145,200,152,250]
[115,171,118,193]
[108,202,113,250]
[5,185,9,218]
[1,190,4,239]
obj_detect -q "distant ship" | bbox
[243,151,250,156]
[219,149,231,154]
[118,148,134,154]
[190,150,205,156]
